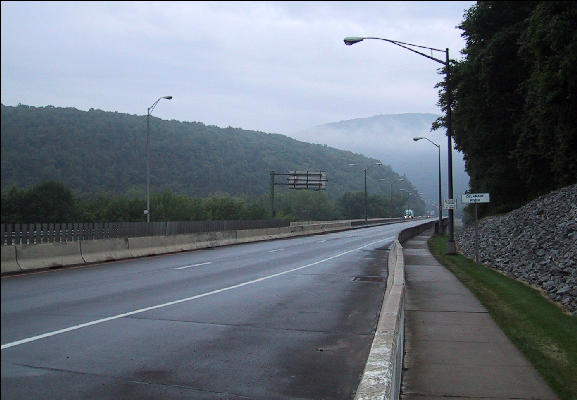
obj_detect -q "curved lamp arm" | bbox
[148,96,173,114]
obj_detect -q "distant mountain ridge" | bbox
[0,104,419,200]
[293,113,470,211]
[314,113,439,130]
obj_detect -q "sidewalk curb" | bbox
[354,221,437,400]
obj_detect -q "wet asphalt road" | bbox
[1,221,424,399]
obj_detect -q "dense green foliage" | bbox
[1,182,265,223]
[429,234,577,400]
[1,181,424,223]
[1,182,77,223]
[435,1,576,215]
[0,104,418,201]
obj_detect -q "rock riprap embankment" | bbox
[455,184,577,314]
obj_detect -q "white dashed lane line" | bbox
[1,237,389,350]
[175,262,212,270]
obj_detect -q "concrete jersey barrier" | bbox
[81,238,131,264]
[354,220,436,400]
[1,219,359,274]
[1,245,21,274]
[16,241,85,272]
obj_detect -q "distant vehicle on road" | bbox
[404,209,414,219]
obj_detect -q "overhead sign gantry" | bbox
[269,171,328,217]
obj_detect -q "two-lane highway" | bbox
[2,221,426,399]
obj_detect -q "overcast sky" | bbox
[1,1,474,136]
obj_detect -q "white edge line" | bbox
[2,237,390,350]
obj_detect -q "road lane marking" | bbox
[175,262,212,270]
[1,237,392,350]
[267,249,284,253]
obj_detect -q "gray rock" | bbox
[456,184,577,313]
[556,286,571,295]
[543,281,556,290]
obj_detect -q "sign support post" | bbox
[474,202,479,265]
[270,171,276,218]
[461,193,491,265]
[269,170,328,219]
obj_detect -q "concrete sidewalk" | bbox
[400,229,558,400]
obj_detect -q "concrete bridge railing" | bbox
[1,218,415,275]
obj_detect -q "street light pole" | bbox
[378,179,391,199]
[146,95,173,223]
[379,177,404,217]
[364,168,368,223]
[399,189,410,215]
[344,36,456,253]
[396,178,404,202]
[413,136,442,233]
[444,49,456,252]
[349,162,382,223]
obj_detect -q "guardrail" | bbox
[350,217,406,227]
[1,217,431,246]
[1,220,290,246]
[1,218,436,275]
[1,220,364,275]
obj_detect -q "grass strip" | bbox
[428,234,577,400]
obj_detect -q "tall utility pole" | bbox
[413,136,443,233]
[349,162,382,222]
[145,95,172,222]
[364,168,368,223]
[270,171,276,218]
[344,36,456,253]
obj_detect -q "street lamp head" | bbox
[413,137,424,141]
[344,37,364,46]
[163,96,173,100]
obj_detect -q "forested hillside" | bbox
[435,1,576,215]
[0,104,413,199]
